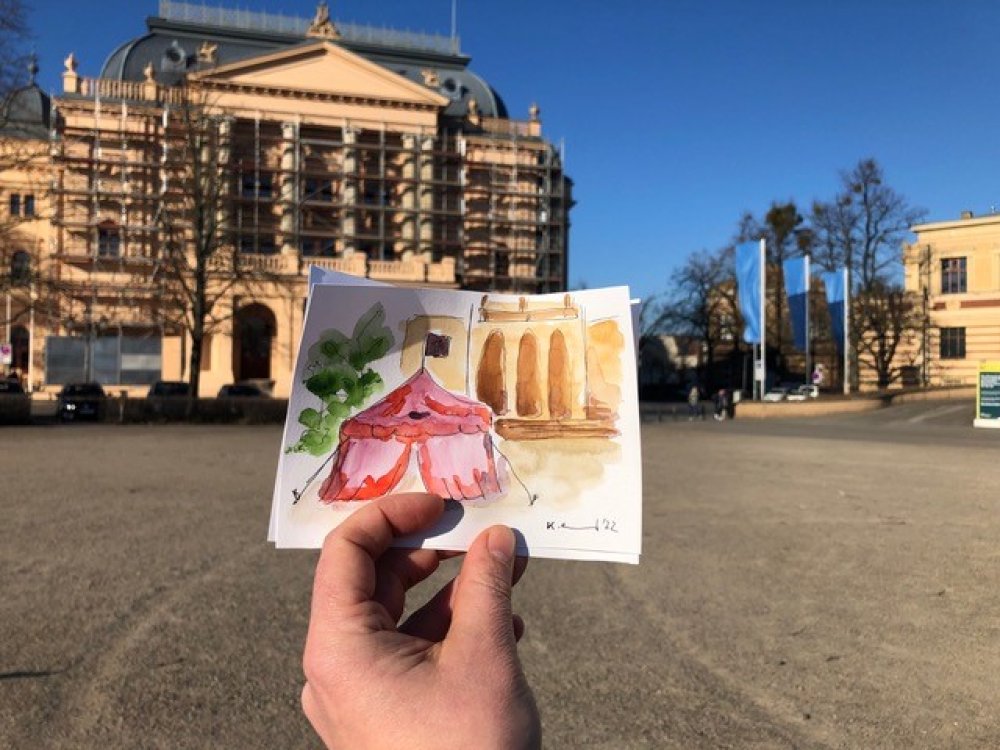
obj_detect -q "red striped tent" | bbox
[319,369,504,502]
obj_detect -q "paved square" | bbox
[1,405,997,748]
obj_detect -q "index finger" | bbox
[310,493,444,618]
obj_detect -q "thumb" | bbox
[446,525,518,656]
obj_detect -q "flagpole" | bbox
[843,267,850,395]
[804,254,811,387]
[759,238,766,400]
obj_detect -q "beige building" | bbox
[903,211,1000,386]
[0,1,572,397]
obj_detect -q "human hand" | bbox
[301,492,540,750]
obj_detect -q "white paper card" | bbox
[270,281,642,563]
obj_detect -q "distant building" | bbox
[638,334,704,395]
[0,1,572,396]
[903,210,1000,386]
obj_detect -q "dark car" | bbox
[217,383,267,398]
[147,380,192,398]
[0,380,31,424]
[58,382,106,421]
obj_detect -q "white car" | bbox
[763,388,788,402]
[786,385,819,402]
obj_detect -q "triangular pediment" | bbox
[190,41,449,108]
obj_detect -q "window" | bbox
[941,257,967,294]
[98,224,121,257]
[9,193,20,216]
[241,173,273,200]
[257,235,276,254]
[301,238,335,257]
[10,251,30,285]
[23,194,34,216]
[258,173,273,200]
[304,179,335,202]
[940,327,966,359]
[241,174,256,199]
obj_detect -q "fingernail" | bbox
[487,526,515,564]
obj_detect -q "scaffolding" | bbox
[49,83,570,298]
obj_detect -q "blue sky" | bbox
[22,1,1000,300]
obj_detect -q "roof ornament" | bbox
[27,52,38,85]
[63,52,77,74]
[529,102,540,122]
[421,68,440,88]
[143,62,156,83]
[197,41,218,65]
[307,1,340,39]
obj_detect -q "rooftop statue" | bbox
[307,1,340,40]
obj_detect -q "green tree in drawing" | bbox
[287,303,395,457]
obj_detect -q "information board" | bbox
[974,361,1000,429]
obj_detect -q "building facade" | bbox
[903,211,1000,386]
[0,1,572,397]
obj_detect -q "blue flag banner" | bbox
[736,242,762,344]
[783,256,809,352]
[823,270,846,354]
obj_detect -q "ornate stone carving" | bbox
[64,53,77,73]
[143,62,156,83]
[529,102,540,122]
[307,1,340,39]
[198,41,218,64]
[421,68,440,88]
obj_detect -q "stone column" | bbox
[341,127,357,255]
[418,136,435,255]
[217,118,232,237]
[279,121,297,255]
[398,134,417,255]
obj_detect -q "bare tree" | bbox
[154,84,286,397]
[654,246,740,381]
[856,282,921,388]
[809,158,926,388]
[0,0,28,109]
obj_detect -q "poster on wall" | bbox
[974,361,1000,429]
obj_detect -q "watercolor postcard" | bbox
[270,276,642,563]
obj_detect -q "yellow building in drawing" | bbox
[0,1,572,397]
[903,210,1000,386]
[401,294,624,440]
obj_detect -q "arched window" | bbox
[516,331,541,417]
[476,330,506,415]
[548,329,571,419]
[10,251,30,286]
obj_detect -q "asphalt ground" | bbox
[1,400,998,748]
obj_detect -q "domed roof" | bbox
[1,55,52,139]
[97,13,509,118]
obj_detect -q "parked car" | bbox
[217,382,267,398]
[58,382,106,421]
[0,380,31,424]
[763,387,789,402]
[798,384,820,399]
[147,380,192,398]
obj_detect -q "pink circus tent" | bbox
[319,369,504,502]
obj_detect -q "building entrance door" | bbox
[234,303,275,382]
